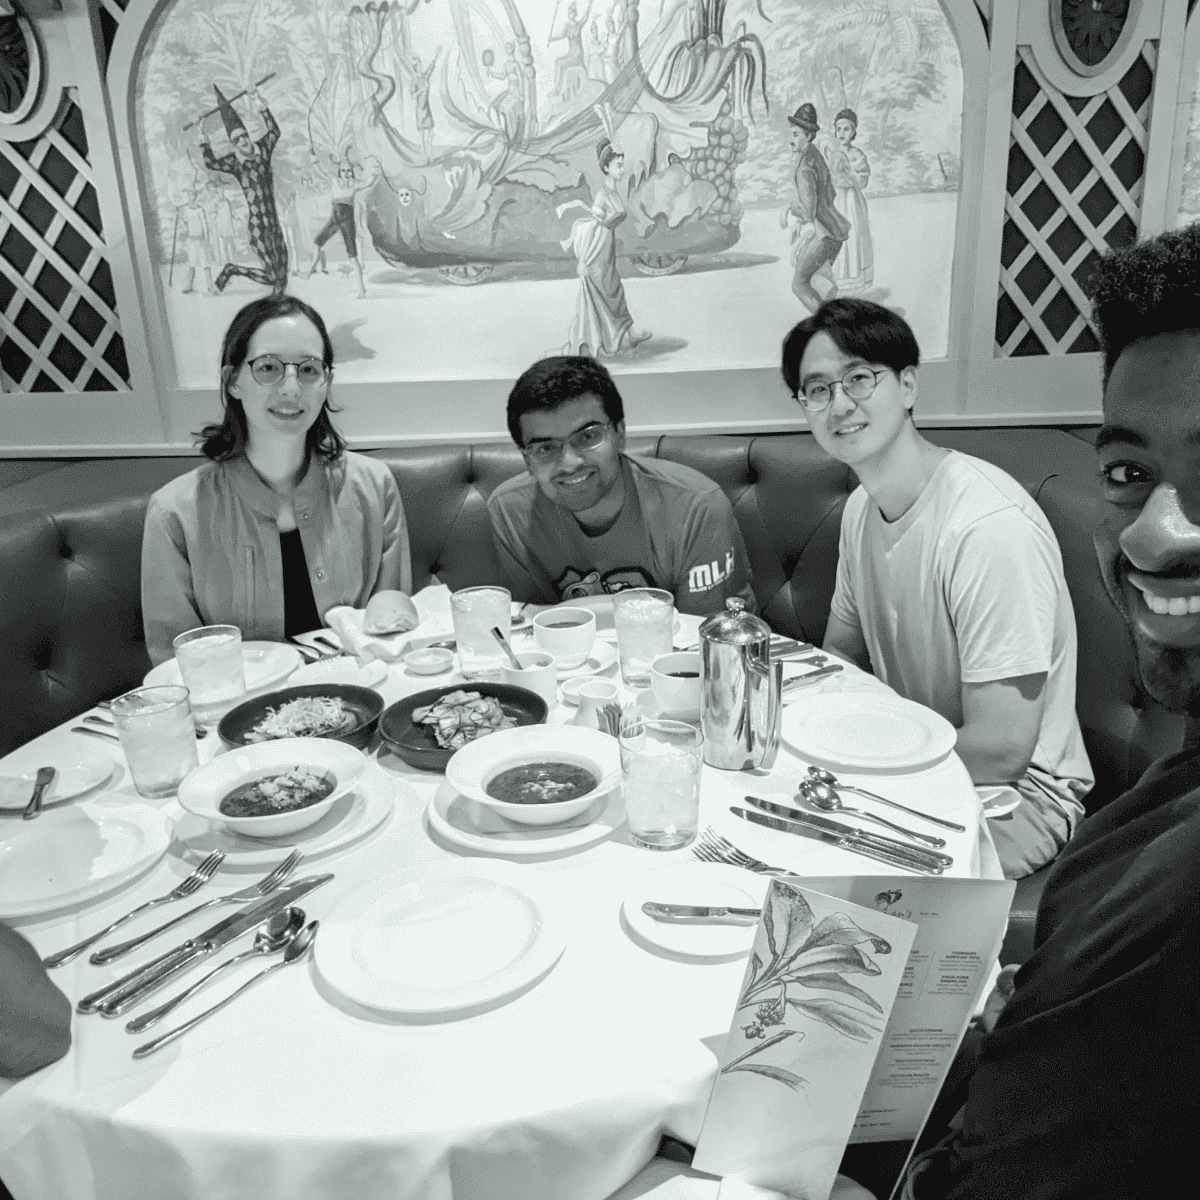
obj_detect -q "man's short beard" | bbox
[1133,636,1200,714]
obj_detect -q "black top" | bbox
[930,746,1200,1198]
[280,529,321,637]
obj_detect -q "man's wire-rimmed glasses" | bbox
[523,420,613,466]
[246,356,330,387]
[797,366,891,412]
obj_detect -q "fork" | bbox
[88,850,302,965]
[44,851,226,968]
[693,828,795,877]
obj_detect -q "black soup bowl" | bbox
[378,683,548,772]
[218,684,385,750]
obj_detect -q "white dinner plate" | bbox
[314,858,572,1015]
[289,655,388,689]
[427,778,623,856]
[143,641,302,693]
[622,862,768,960]
[781,692,957,773]
[0,800,172,918]
[0,753,114,811]
[171,761,398,868]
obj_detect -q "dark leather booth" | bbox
[0,429,1182,961]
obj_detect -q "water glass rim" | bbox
[450,585,511,601]
[612,587,673,604]
[111,684,191,714]
[172,624,241,647]
[619,718,703,745]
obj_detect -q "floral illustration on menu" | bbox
[722,879,892,1091]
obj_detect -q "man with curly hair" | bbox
[888,221,1200,1199]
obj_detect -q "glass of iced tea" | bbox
[172,625,246,726]
[110,686,199,799]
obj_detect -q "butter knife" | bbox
[77,875,332,1016]
[745,795,954,868]
[641,902,761,923]
[731,807,945,875]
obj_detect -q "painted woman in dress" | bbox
[556,138,651,357]
[827,108,874,292]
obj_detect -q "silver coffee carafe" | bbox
[699,598,783,771]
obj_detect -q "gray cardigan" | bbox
[141,451,411,665]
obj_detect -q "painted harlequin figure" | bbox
[199,84,288,295]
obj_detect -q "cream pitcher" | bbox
[699,598,783,771]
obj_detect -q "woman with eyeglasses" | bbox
[141,294,411,665]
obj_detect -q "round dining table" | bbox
[0,611,999,1200]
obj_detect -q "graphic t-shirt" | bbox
[830,451,1092,823]
[487,454,754,616]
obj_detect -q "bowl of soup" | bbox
[177,738,367,838]
[445,726,621,826]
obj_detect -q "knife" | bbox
[641,902,761,923]
[743,795,953,868]
[77,875,333,1016]
[731,807,945,875]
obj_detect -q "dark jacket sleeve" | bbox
[0,923,71,1078]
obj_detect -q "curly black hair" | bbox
[1089,220,1200,386]
[505,355,624,446]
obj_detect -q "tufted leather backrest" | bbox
[0,430,1183,799]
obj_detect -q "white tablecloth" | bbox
[0,633,997,1200]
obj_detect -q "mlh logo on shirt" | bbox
[688,549,735,593]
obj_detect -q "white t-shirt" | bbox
[830,451,1093,823]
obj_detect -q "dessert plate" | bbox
[144,641,301,693]
[0,753,114,811]
[622,861,768,960]
[0,800,172,918]
[314,858,571,1015]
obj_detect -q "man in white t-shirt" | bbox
[780,299,1092,878]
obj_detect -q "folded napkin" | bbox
[325,585,455,663]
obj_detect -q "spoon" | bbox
[490,626,524,671]
[23,766,56,820]
[806,766,967,833]
[132,920,318,1060]
[798,779,948,850]
[124,908,305,1034]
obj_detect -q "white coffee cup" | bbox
[503,651,558,711]
[533,607,597,670]
[651,651,702,720]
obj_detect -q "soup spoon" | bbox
[805,766,967,833]
[132,920,318,1059]
[798,780,948,850]
[124,908,305,1034]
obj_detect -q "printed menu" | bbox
[801,876,1015,1143]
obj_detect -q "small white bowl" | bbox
[445,726,620,826]
[177,738,366,839]
[404,646,454,675]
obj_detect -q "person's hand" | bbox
[979,964,1019,1033]
[778,206,790,229]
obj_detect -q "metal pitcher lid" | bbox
[699,597,772,645]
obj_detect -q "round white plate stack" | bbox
[314,858,572,1016]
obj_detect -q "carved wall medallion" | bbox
[0,8,42,126]
[1051,0,1137,78]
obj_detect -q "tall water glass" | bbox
[612,588,675,688]
[451,586,511,680]
[619,719,704,850]
[111,686,199,799]
[172,624,246,726]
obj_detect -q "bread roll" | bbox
[363,590,420,635]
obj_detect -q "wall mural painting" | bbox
[135,0,963,388]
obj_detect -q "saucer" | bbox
[635,690,701,724]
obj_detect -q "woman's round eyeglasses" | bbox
[245,355,329,387]
[798,367,891,412]
[523,421,612,466]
